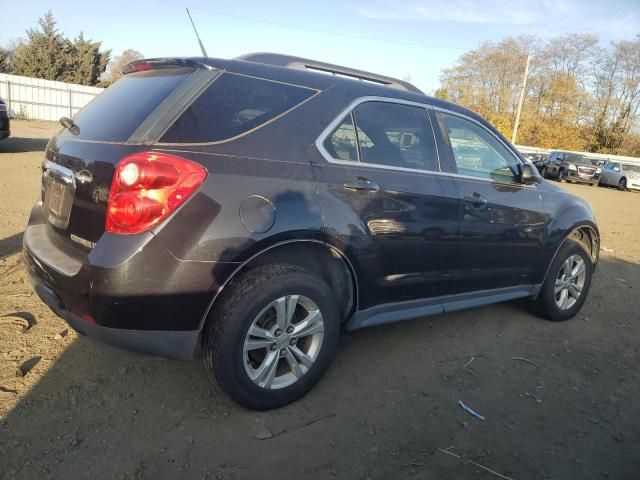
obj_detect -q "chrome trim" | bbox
[197,239,359,330]
[42,160,76,188]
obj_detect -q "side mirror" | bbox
[613,166,620,172]
[519,163,541,185]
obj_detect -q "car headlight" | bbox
[596,167,602,174]
[568,164,577,171]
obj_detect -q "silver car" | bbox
[599,161,640,191]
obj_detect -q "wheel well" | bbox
[568,225,599,265]
[205,242,357,326]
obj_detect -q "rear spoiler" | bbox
[122,58,216,75]
[235,52,422,94]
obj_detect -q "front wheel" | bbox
[203,264,340,410]
[528,239,593,321]
[619,178,627,191]
[557,169,564,182]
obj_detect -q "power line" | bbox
[150,0,468,52]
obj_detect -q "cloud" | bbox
[353,0,639,40]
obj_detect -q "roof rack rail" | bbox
[235,53,422,94]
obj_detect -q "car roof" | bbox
[177,54,492,125]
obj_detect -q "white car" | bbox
[599,162,640,191]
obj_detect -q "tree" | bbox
[437,33,640,156]
[12,11,71,80]
[11,11,110,86]
[62,33,110,86]
[102,49,144,85]
[0,44,14,73]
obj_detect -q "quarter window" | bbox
[323,114,358,162]
[440,113,519,182]
[161,73,316,143]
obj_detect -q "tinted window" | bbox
[69,68,191,142]
[323,114,358,162]
[352,102,438,171]
[162,73,316,143]
[440,112,519,182]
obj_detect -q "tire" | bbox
[557,169,564,182]
[618,178,627,191]
[528,239,593,322]
[203,264,340,410]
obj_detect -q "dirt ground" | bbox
[0,119,639,480]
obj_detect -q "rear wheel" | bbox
[203,264,340,410]
[529,240,592,321]
[619,178,627,191]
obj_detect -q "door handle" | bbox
[343,177,380,192]
[464,193,487,208]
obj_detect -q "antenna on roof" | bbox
[186,8,208,57]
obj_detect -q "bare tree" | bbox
[102,49,144,84]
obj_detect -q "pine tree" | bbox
[12,11,72,80]
[12,11,110,86]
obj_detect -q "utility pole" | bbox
[511,52,531,145]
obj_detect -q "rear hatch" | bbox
[41,63,215,250]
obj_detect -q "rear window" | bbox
[160,73,316,143]
[68,68,192,142]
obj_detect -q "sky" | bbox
[2,0,639,93]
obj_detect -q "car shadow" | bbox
[0,232,24,260]
[0,137,49,154]
[1,257,639,479]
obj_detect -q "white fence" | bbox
[0,73,103,122]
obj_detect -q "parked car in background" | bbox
[522,152,548,174]
[24,54,600,410]
[599,161,640,191]
[543,151,602,185]
[0,99,10,140]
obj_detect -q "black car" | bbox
[522,152,547,174]
[543,151,602,185]
[0,99,9,140]
[24,54,599,410]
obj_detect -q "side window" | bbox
[323,114,358,162]
[439,112,519,183]
[161,73,316,143]
[352,102,438,171]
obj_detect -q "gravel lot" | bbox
[1,120,639,479]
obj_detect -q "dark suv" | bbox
[0,98,9,140]
[24,54,599,410]
[544,151,602,185]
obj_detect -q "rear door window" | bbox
[68,68,192,142]
[353,102,438,171]
[161,73,316,143]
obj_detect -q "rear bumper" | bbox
[23,201,222,360]
[29,274,198,359]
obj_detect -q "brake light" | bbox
[106,152,207,234]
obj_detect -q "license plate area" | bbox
[42,161,76,230]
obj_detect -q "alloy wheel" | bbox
[554,254,586,310]
[243,295,324,390]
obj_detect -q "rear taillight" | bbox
[106,152,207,234]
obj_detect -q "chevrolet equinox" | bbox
[24,54,600,410]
